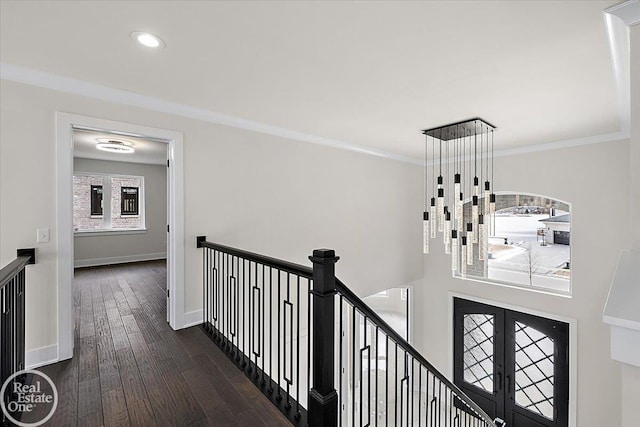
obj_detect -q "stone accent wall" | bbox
[73,175,104,230]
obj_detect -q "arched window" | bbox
[458,193,571,294]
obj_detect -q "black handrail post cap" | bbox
[196,235,206,248]
[309,249,339,263]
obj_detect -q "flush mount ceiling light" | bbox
[96,138,135,154]
[130,31,165,48]
[422,118,497,277]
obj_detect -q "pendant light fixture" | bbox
[422,118,497,269]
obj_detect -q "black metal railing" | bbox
[197,237,315,425]
[1,248,36,426]
[336,281,497,427]
[197,237,497,427]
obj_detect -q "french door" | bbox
[453,298,569,427]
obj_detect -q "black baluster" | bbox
[395,342,398,426]
[375,326,379,427]
[269,266,274,394]
[386,334,389,427]
[262,265,266,386]
[352,306,356,426]
[277,269,282,402]
[339,295,343,427]
[306,278,311,402]
[295,275,301,420]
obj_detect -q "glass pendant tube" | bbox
[478,214,487,261]
[454,173,461,210]
[466,223,474,265]
[456,193,464,233]
[444,211,451,254]
[451,230,458,272]
[484,181,491,217]
[437,187,444,232]
[489,193,496,235]
[423,211,430,254]
[460,236,467,277]
[472,195,479,243]
[430,197,436,238]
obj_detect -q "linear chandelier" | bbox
[422,118,496,276]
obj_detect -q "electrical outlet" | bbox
[37,228,50,243]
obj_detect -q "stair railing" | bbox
[1,248,36,425]
[196,237,497,427]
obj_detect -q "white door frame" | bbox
[55,112,185,361]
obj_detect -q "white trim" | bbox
[492,130,628,158]
[74,252,166,268]
[25,344,59,369]
[447,292,578,427]
[603,314,640,331]
[74,229,147,237]
[56,112,185,363]
[1,63,630,166]
[606,0,640,27]
[604,12,631,134]
[182,310,204,329]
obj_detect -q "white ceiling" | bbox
[73,129,167,165]
[0,0,625,161]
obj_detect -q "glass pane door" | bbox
[454,298,569,427]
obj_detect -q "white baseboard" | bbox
[74,252,166,268]
[26,344,59,369]
[182,309,203,329]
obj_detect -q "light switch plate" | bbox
[37,228,50,243]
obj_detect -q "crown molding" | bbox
[606,0,640,26]
[0,62,629,167]
[0,62,422,166]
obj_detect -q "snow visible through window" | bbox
[461,193,571,294]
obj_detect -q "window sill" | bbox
[452,274,572,298]
[74,229,147,237]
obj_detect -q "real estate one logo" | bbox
[1,369,58,427]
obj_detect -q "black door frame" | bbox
[452,296,572,427]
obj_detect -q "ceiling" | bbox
[73,129,167,165]
[0,1,625,161]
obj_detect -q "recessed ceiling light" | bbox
[96,139,135,154]
[131,31,165,48]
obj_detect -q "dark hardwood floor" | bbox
[34,260,290,427]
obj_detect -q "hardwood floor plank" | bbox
[127,398,157,427]
[46,359,78,426]
[155,357,207,426]
[78,410,104,427]
[102,387,129,427]
[78,335,98,382]
[115,347,148,405]
[78,378,102,418]
[191,353,251,416]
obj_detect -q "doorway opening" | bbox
[72,128,169,321]
[56,113,185,361]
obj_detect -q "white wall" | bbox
[414,140,630,427]
[73,158,167,267]
[0,80,423,357]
